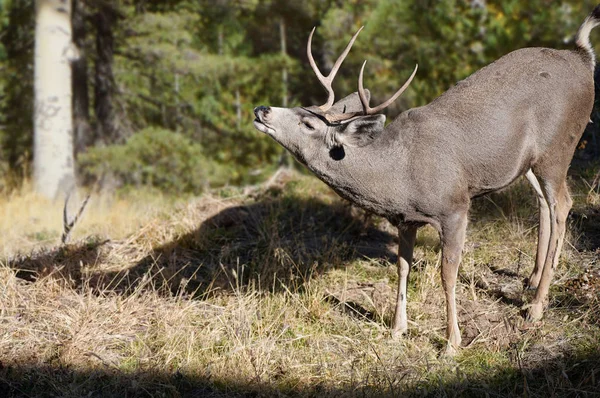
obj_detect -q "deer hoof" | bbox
[524,302,544,322]
[443,342,459,357]
[525,275,540,291]
[391,324,407,339]
[524,280,538,291]
[442,332,461,357]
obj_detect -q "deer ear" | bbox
[334,114,386,147]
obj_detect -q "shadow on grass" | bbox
[3,183,599,396]
[7,179,587,297]
[1,345,598,397]
[6,190,397,297]
[571,206,600,251]
[133,191,399,297]
[7,239,110,286]
[469,180,538,224]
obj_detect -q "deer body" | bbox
[254,6,600,354]
[313,47,592,222]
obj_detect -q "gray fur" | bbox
[253,6,600,353]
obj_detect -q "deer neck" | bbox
[307,127,410,219]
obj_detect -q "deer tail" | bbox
[576,4,600,69]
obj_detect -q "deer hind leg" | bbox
[440,210,468,355]
[392,224,418,337]
[525,169,550,290]
[526,178,571,322]
[554,181,572,267]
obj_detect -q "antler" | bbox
[308,26,364,112]
[358,61,418,114]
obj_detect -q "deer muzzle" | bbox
[253,106,275,134]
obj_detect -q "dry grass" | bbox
[0,174,599,397]
[0,183,180,257]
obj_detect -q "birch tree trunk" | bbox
[34,0,76,199]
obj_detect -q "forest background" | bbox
[2,0,600,194]
[1,1,600,396]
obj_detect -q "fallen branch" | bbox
[61,192,91,244]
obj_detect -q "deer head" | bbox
[253,27,417,167]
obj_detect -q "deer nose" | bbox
[254,106,270,119]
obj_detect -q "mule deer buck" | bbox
[253,6,600,353]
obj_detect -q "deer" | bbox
[253,6,600,354]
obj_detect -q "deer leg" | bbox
[526,179,570,321]
[392,224,418,337]
[553,182,572,267]
[525,170,550,290]
[440,211,468,355]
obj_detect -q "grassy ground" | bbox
[0,171,599,397]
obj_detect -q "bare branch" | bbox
[61,193,91,244]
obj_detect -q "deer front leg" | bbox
[440,211,468,355]
[392,224,418,337]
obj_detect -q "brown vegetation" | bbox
[0,173,598,397]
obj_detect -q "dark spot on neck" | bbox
[329,146,345,161]
[539,71,550,78]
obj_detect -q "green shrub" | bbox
[79,127,227,194]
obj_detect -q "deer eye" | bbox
[302,121,315,131]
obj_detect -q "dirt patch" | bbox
[459,297,521,348]
[326,280,395,322]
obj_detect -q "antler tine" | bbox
[358,61,418,114]
[308,26,364,112]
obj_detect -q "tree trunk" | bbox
[278,16,290,167]
[279,17,288,108]
[72,0,92,154]
[1,0,35,170]
[94,2,120,144]
[235,88,241,130]
[34,0,76,199]
[217,24,224,55]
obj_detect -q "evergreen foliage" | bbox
[79,127,227,194]
[0,0,598,192]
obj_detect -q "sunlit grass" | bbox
[0,182,184,257]
[0,173,598,396]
